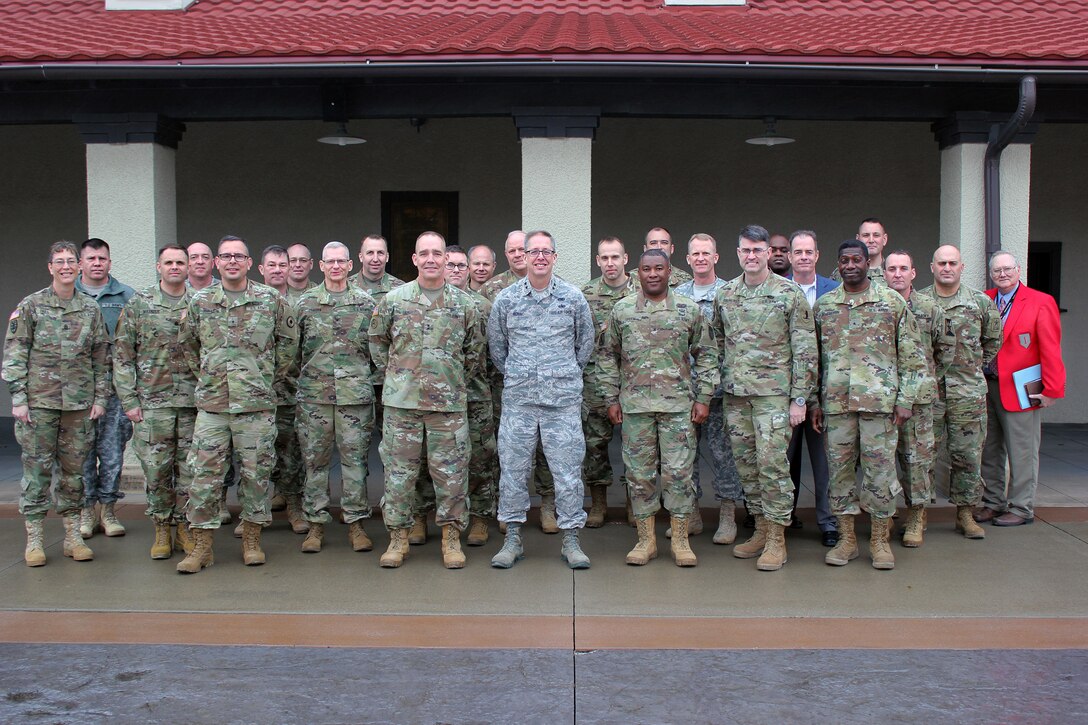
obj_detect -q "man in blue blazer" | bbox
[785,230,840,546]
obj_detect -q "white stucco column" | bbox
[935,113,1035,289]
[521,137,593,285]
[515,108,599,286]
[939,142,988,288]
[79,115,184,291]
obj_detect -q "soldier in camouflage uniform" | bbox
[295,241,377,555]
[286,243,317,303]
[3,241,109,566]
[175,236,298,574]
[580,236,638,528]
[369,232,487,569]
[467,244,497,293]
[351,234,405,301]
[644,226,694,288]
[489,231,595,570]
[601,249,718,567]
[919,244,1002,539]
[112,244,198,560]
[676,232,743,544]
[480,230,556,531]
[830,218,889,287]
[711,225,817,572]
[257,244,307,533]
[413,245,499,547]
[884,250,956,548]
[812,241,926,570]
[75,238,136,539]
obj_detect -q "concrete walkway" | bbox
[0,423,1086,723]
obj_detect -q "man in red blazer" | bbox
[976,251,1066,526]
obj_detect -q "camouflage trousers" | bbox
[273,405,303,498]
[414,399,498,518]
[582,399,620,489]
[725,394,795,526]
[133,406,196,524]
[895,403,934,508]
[694,396,743,502]
[380,406,469,531]
[494,390,554,497]
[497,402,587,530]
[186,409,276,530]
[16,407,94,521]
[931,395,986,506]
[82,393,133,506]
[296,402,375,525]
[825,412,902,519]
[623,411,697,519]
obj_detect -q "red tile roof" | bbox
[3,0,1088,65]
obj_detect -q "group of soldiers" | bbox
[4,217,1008,573]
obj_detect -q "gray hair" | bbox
[524,230,556,252]
[322,241,350,258]
[988,250,1020,270]
[789,230,818,250]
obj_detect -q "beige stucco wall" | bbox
[0,117,1081,421]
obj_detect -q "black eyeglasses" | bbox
[217,253,250,262]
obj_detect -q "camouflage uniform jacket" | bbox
[179,280,298,414]
[465,289,494,404]
[600,290,719,414]
[488,275,594,408]
[286,280,317,305]
[668,267,694,289]
[917,284,1001,400]
[368,281,487,413]
[3,286,110,410]
[906,290,956,406]
[479,269,523,302]
[112,284,196,411]
[350,271,405,304]
[296,283,377,406]
[711,273,817,401]
[830,265,887,287]
[581,274,640,403]
[76,274,136,338]
[676,276,729,398]
[813,282,926,415]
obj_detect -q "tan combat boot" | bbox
[63,514,94,561]
[79,505,97,539]
[301,522,324,553]
[408,514,428,545]
[732,515,767,559]
[713,500,737,545]
[666,506,703,538]
[757,521,787,571]
[380,528,410,568]
[625,516,658,566]
[955,505,986,539]
[241,520,266,566]
[670,515,698,567]
[348,521,373,552]
[176,528,214,574]
[24,519,46,567]
[539,495,559,534]
[825,514,859,566]
[441,524,466,569]
[233,520,244,538]
[101,503,126,537]
[285,495,309,535]
[175,521,194,555]
[270,492,287,512]
[585,485,608,528]
[870,517,895,569]
[902,505,926,548]
[466,515,489,547]
[150,522,172,560]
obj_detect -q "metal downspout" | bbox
[985,76,1037,261]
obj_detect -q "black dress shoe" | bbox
[822,530,839,547]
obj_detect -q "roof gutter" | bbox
[984,76,1037,264]
[4,57,1088,83]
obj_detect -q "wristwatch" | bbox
[794,397,806,406]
